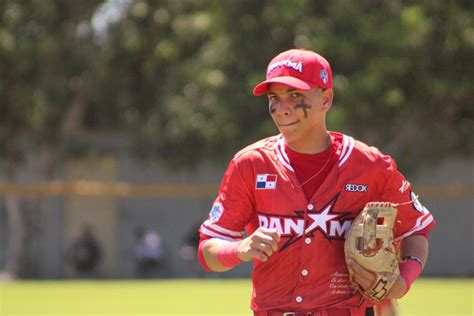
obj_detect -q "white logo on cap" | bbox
[268,59,303,74]
[320,69,328,84]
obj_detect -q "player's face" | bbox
[267,83,333,152]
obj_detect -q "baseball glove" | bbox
[344,202,400,302]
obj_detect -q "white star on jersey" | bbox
[305,205,339,234]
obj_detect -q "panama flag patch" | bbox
[256,174,278,189]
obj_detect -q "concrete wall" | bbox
[62,158,119,278]
[115,156,252,278]
[410,158,474,277]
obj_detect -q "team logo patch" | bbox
[345,183,368,193]
[256,174,278,189]
[209,202,224,223]
[411,192,423,213]
[320,69,329,84]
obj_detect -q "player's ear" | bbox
[320,88,333,111]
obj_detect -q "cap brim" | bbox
[252,76,313,96]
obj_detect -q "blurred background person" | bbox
[68,224,103,278]
[133,227,165,278]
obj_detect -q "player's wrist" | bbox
[387,275,407,299]
[402,255,424,267]
[216,241,242,268]
[398,257,423,296]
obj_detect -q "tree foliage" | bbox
[0,0,104,163]
[0,0,104,278]
[1,0,473,171]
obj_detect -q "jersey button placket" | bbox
[305,204,313,245]
[293,201,313,309]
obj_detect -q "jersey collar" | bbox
[274,132,355,172]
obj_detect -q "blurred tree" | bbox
[0,0,104,278]
[93,0,472,170]
[317,0,474,168]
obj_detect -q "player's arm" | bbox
[348,154,435,301]
[199,227,280,272]
[389,234,429,298]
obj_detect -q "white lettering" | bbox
[267,59,304,74]
[345,184,368,192]
[330,221,352,237]
[259,214,353,239]
[294,62,303,72]
[269,217,283,234]
[399,180,410,193]
[258,215,269,228]
[284,218,305,235]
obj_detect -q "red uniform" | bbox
[199,132,435,314]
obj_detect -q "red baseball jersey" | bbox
[199,132,435,312]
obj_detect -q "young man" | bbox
[198,48,435,316]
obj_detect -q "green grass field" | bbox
[0,278,472,316]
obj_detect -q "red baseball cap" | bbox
[253,48,333,96]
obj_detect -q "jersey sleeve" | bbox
[199,157,255,242]
[376,155,436,241]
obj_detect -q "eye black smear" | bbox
[294,103,312,118]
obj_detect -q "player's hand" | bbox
[237,227,280,262]
[347,258,407,299]
[346,258,377,292]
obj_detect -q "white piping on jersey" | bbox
[340,134,349,159]
[275,135,295,172]
[200,226,242,241]
[278,136,292,166]
[203,220,244,237]
[395,212,434,241]
[338,135,355,167]
[275,134,355,171]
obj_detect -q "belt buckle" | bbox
[282,313,295,316]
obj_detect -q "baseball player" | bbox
[198,48,435,316]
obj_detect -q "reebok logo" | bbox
[345,183,368,193]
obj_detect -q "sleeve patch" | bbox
[209,202,224,223]
[411,192,424,213]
